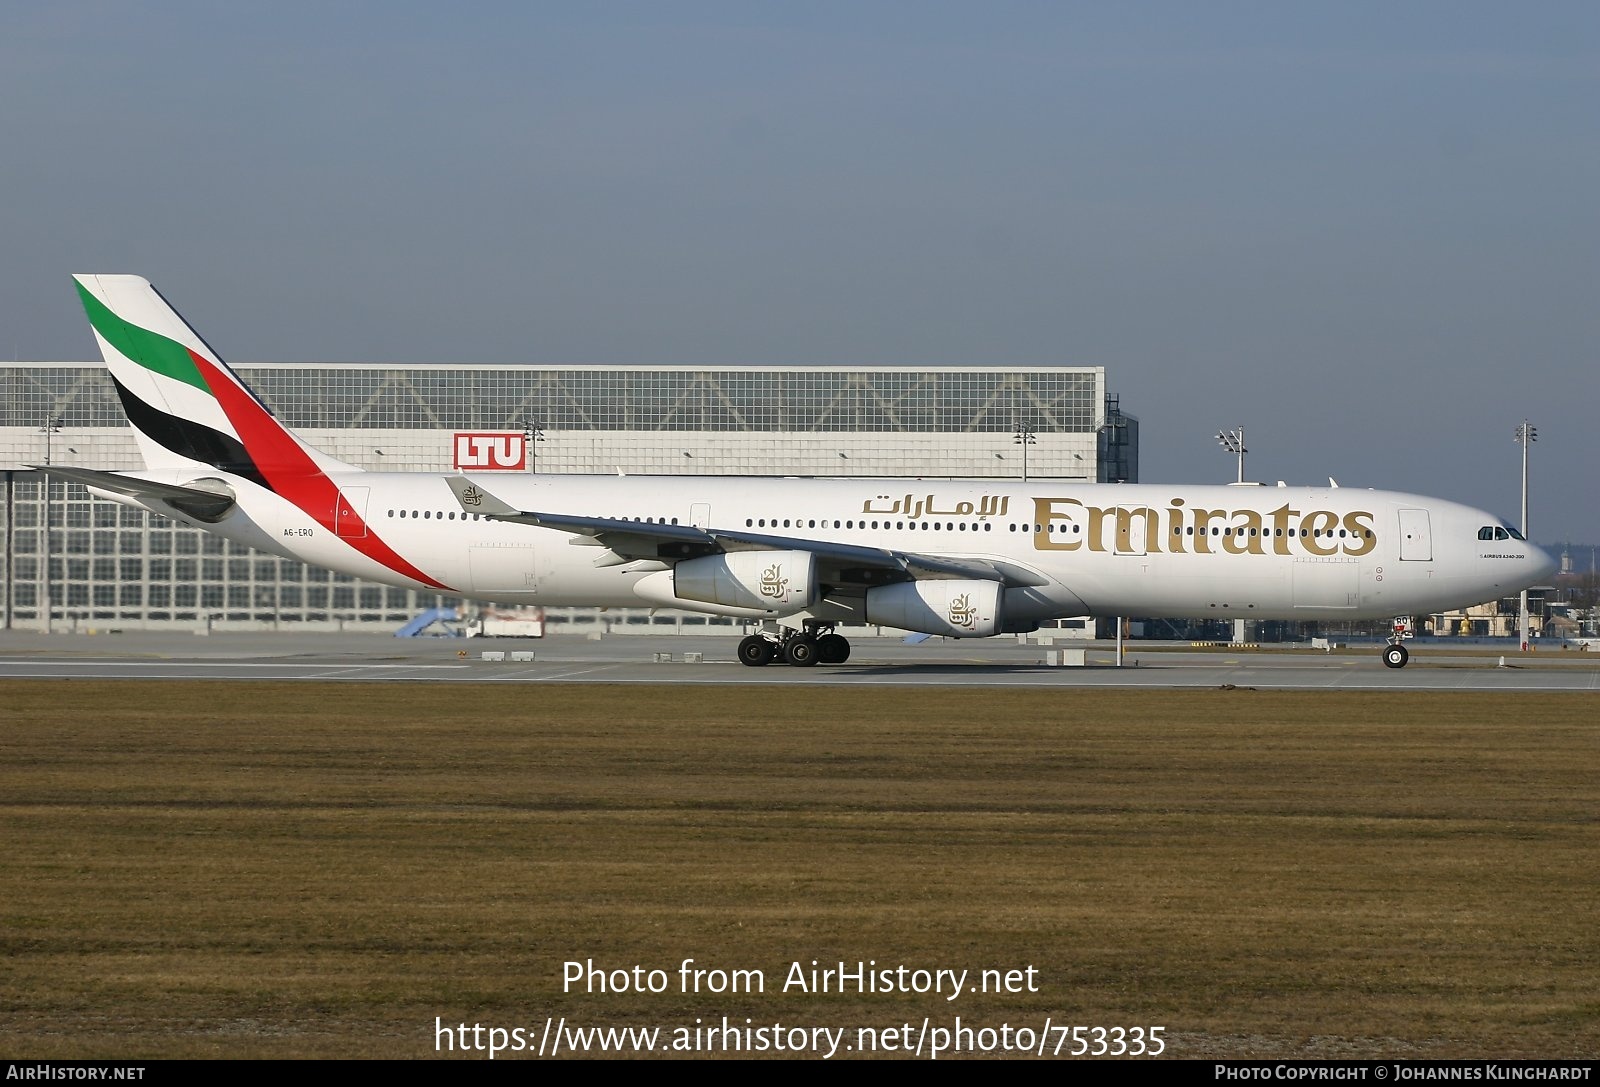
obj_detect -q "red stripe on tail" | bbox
[190,350,454,590]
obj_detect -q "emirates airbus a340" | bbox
[50,274,1555,670]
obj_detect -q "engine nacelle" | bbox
[865,579,1004,638]
[673,551,817,615]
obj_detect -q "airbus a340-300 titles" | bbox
[53,274,1556,670]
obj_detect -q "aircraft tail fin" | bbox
[71,274,358,481]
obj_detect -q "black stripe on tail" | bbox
[111,376,273,492]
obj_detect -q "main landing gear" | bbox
[1381,615,1414,669]
[737,622,851,667]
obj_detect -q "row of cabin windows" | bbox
[748,517,995,532]
[383,509,1373,540]
[744,519,1371,539]
[387,510,683,524]
[1160,525,1373,539]
[390,510,484,520]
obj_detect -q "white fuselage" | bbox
[134,471,1556,629]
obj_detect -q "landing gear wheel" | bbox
[784,636,820,667]
[1382,643,1409,669]
[738,635,775,667]
[817,633,851,664]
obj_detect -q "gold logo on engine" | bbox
[948,593,977,628]
[760,564,788,599]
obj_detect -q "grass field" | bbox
[2,681,1595,1059]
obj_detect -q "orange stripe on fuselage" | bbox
[190,350,454,590]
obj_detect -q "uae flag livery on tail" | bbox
[72,274,451,590]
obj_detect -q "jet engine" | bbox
[672,550,818,615]
[865,579,1003,638]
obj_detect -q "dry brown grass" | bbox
[2,681,1595,1059]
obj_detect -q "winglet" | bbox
[446,475,524,519]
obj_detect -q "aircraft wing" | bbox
[445,476,1047,587]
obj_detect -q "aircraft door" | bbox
[1115,506,1150,556]
[1397,509,1432,561]
[690,503,711,529]
[334,487,370,539]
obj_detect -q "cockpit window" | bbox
[1479,525,1526,542]
[1479,527,1494,541]
[1505,525,1526,541]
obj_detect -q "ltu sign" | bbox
[453,433,527,470]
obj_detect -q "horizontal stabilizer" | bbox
[33,464,236,522]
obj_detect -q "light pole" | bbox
[1515,420,1537,650]
[1217,425,1250,643]
[1013,423,1036,482]
[524,418,545,473]
[1217,427,1246,484]
[39,415,62,634]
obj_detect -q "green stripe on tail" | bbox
[75,280,210,393]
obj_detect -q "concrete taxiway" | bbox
[1,630,1596,691]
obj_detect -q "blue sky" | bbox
[3,2,1595,542]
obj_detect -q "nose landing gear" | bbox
[1382,615,1414,669]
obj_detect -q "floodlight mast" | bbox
[39,414,62,635]
[523,418,545,474]
[1013,423,1036,482]
[1217,427,1246,484]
